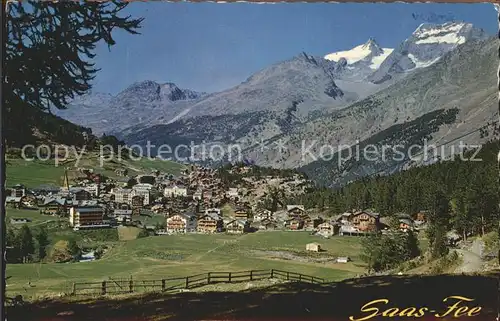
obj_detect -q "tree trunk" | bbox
[481,214,485,236]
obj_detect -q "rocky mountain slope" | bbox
[54,81,207,135]
[125,35,496,186]
[115,49,387,126]
[161,53,349,119]
[300,36,497,186]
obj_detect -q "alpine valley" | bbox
[56,22,498,187]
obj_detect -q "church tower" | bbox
[61,169,70,194]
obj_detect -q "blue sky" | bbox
[92,3,497,94]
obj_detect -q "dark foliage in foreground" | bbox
[4,1,143,146]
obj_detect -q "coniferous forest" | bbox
[291,139,500,240]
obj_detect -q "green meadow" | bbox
[6,231,363,298]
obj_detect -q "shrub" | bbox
[49,240,72,263]
[483,232,499,253]
[430,251,461,274]
[137,229,150,238]
[78,229,119,242]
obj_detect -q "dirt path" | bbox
[192,236,246,263]
[454,239,485,273]
[454,249,482,273]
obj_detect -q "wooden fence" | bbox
[271,269,325,284]
[70,269,325,296]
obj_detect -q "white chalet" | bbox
[135,190,151,206]
[253,209,273,221]
[205,208,222,216]
[112,187,151,206]
[113,188,132,204]
[83,183,100,196]
[226,188,239,198]
[225,220,250,234]
[317,222,335,237]
[193,189,204,201]
[164,185,188,198]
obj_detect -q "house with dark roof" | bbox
[286,205,305,217]
[40,197,68,215]
[339,210,380,236]
[399,218,415,231]
[254,209,273,221]
[113,208,133,224]
[32,184,61,195]
[225,220,250,234]
[259,218,278,230]
[70,188,93,203]
[305,216,324,230]
[415,210,429,223]
[286,217,304,230]
[9,184,26,198]
[233,207,249,220]
[197,213,223,233]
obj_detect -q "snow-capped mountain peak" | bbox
[412,22,472,45]
[404,21,488,68]
[367,21,488,84]
[361,38,383,54]
[324,39,393,70]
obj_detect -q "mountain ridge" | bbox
[53,21,494,187]
[57,21,487,136]
[55,81,208,136]
[122,36,496,182]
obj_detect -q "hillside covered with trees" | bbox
[291,139,500,240]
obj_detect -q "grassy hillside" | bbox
[6,159,67,188]
[5,209,60,227]
[6,152,185,188]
